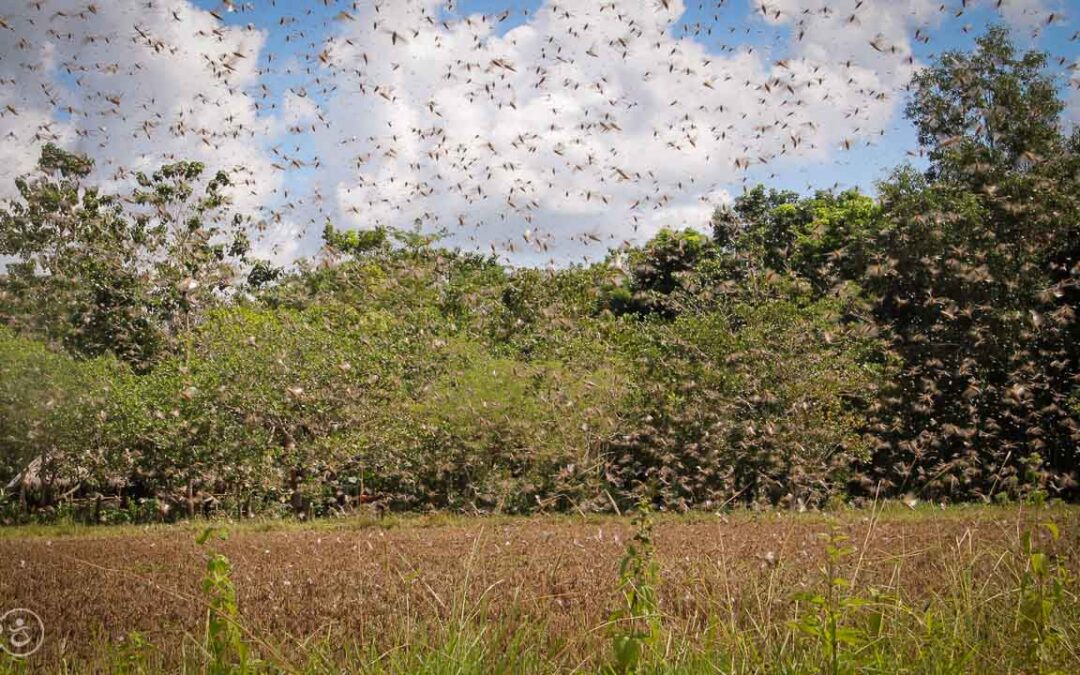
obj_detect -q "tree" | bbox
[322,223,388,257]
[0,146,256,368]
[713,186,884,297]
[0,144,162,365]
[863,28,1079,498]
[604,228,717,318]
[710,186,803,273]
[604,296,888,510]
[129,160,254,354]
[906,25,1063,181]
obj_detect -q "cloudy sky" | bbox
[0,0,1077,266]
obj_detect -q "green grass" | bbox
[0,499,1063,540]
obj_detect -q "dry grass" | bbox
[0,503,1077,673]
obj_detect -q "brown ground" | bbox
[1,506,1077,669]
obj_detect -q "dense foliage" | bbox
[1,28,1076,521]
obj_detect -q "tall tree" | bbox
[865,27,1079,499]
[906,25,1063,182]
[0,146,254,368]
[0,145,161,365]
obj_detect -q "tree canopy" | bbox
[1,27,1076,522]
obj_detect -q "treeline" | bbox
[1,28,1077,522]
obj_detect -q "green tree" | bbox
[322,223,388,257]
[864,27,1079,498]
[605,293,888,510]
[0,146,256,368]
[604,228,717,318]
[128,160,253,354]
[906,25,1063,180]
[715,185,801,272]
[0,145,162,365]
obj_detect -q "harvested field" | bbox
[1,505,1079,672]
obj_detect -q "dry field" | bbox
[1,504,1078,673]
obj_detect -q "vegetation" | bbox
[0,505,1076,672]
[1,28,1077,523]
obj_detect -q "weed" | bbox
[607,502,664,674]
[1017,520,1071,672]
[789,527,873,675]
[197,527,254,674]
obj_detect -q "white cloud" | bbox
[992,0,1056,33]
[302,0,935,262]
[0,0,281,227]
[1067,61,1080,127]
[1,0,1073,265]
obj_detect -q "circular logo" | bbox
[0,609,44,658]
